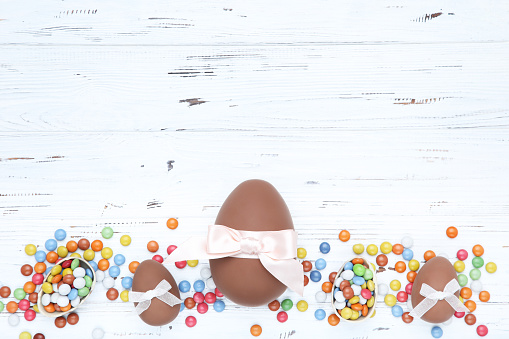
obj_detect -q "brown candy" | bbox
[34,334,45,339]
[302,261,312,272]
[329,272,337,283]
[78,239,90,250]
[303,275,309,286]
[342,286,354,299]
[339,280,350,291]
[29,292,38,304]
[402,312,414,323]
[376,254,388,267]
[54,304,62,312]
[63,274,75,285]
[107,288,119,301]
[268,300,280,311]
[0,286,10,298]
[67,312,79,325]
[184,297,196,309]
[21,264,33,276]
[465,313,476,325]
[55,316,67,328]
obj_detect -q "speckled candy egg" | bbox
[209,180,297,307]
[411,256,459,323]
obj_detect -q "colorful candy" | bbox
[402,248,413,261]
[476,325,488,336]
[277,311,288,322]
[384,294,396,306]
[472,256,484,268]
[213,300,225,312]
[319,242,330,254]
[54,229,67,241]
[454,260,465,273]
[423,250,436,261]
[45,239,57,251]
[391,305,403,317]
[479,290,490,302]
[302,261,312,272]
[250,325,262,336]
[470,268,481,280]
[166,218,179,230]
[147,241,159,252]
[485,262,497,273]
[376,254,388,266]
[446,226,458,238]
[401,236,413,248]
[366,244,378,256]
[281,299,293,311]
[296,300,308,312]
[297,247,307,259]
[338,230,350,242]
[465,313,476,325]
[315,258,326,270]
[352,244,364,254]
[380,242,392,254]
[472,244,484,257]
[431,326,443,338]
[395,261,406,273]
[328,314,340,326]
[315,308,326,320]
[101,227,114,239]
[408,259,419,271]
[310,270,321,282]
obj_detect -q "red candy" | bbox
[476,325,488,337]
[277,311,288,323]
[193,292,205,304]
[24,309,36,321]
[204,292,216,304]
[405,283,413,295]
[215,288,223,298]
[197,302,208,314]
[32,273,44,285]
[361,289,371,299]
[61,260,72,269]
[167,245,177,255]
[185,316,197,327]
[397,291,408,302]
[18,299,30,311]
[175,260,186,269]
[152,255,163,263]
[457,249,468,261]
[454,311,465,318]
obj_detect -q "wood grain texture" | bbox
[1,0,508,338]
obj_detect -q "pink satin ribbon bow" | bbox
[163,224,304,296]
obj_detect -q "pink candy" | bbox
[24,309,36,321]
[454,311,465,318]
[32,273,44,285]
[205,292,216,304]
[361,289,371,299]
[457,249,468,261]
[397,291,408,302]
[185,316,197,327]
[476,325,488,337]
[152,255,163,263]
[215,288,223,298]
[277,311,288,323]
[197,303,208,314]
[167,245,177,255]
[193,292,205,304]
[405,283,413,295]
[175,260,186,269]
[18,299,30,311]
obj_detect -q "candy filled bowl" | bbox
[331,257,377,322]
[37,257,96,317]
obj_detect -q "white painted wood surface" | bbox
[1,0,508,338]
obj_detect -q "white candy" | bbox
[57,295,70,307]
[92,328,105,339]
[442,317,453,326]
[74,277,86,289]
[206,277,216,290]
[200,267,212,279]
[334,300,345,310]
[51,293,61,303]
[102,277,115,289]
[347,302,351,307]
[41,294,51,306]
[95,270,105,282]
[315,291,327,302]
[471,280,483,293]
[59,284,71,296]
[378,283,389,296]
[351,284,361,296]
[8,313,20,326]
[334,277,343,287]
[73,267,86,278]
[358,295,367,305]
[401,236,413,248]
[71,296,81,307]
[341,270,354,280]
[52,283,59,293]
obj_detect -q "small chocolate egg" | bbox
[411,256,459,323]
[210,180,296,306]
[132,260,181,326]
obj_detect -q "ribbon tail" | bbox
[409,298,438,319]
[135,300,151,315]
[445,295,470,313]
[259,254,304,296]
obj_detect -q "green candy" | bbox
[281,299,293,311]
[71,258,80,270]
[363,269,373,281]
[457,274,468,287]
[353,264,366,277]
[0,301,4,312]
[472,256,484,268]
[84,275,93,288]
[101,227,114,239]
[469,268,481,280]
[13,288,26,300]
[78,287,90,297]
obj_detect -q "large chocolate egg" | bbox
[411,256,459,323]
[132,260,181,326]
[210,179,295,306]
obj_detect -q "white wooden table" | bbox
[1,0,508,338]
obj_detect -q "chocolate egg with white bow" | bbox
[209,179,300,306]
[132,260,181,326]
[411,256,460,323]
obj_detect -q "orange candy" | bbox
[129,261,140,274]
[6,301,18,313]
[250,324,262,337]
[339,230,350,242]
[362,304,368,317]
[328,314,340,326]
[304,275,309,286]
[23,281,36,294]
[322,282,333,293]
[424,250,436,262]
[34,262,47,274]
[44,303,55,313]
[60,303,72,312]
[166,218,179,230]
[351,303,363,311]
[46,251,59,263]
[147,241,159,252]
[98,259,110,271]
[52,274,62,283]
[392,244,404,255]
[479,291,490,302]
[91,240,103,252]
[472,244,484,257]
[460,287,472,299]
[446,226,458,238]
[66,240,78,253]
[395,261,406,273]
[464,300,476,312]
[407,271,417,283]
[351,258,364,265]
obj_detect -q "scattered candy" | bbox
[472,244,484,257]
[54,229,67,241]
[277,311,288,322]
[380,242,392,254]
[25,244,37,256]
[21,264,33,276]
[402,248,413,261]
[34,334,45,339]
[194,280,205,292]
[45,239,57,251]
[310,270,321,282]
[479,290,490,302]
[92,328,105,339]
[101,247,113,260]
[129,261,140,274]
[268,300,280,311]
[392,244,404,255]
[297,247,307,259]
[197,302,208,314]
[185,316,197,327]
[302,261,312,272]
[213,300,225,312]
[454,260,465,273]
[465,313,476,325]
[281,299,293,311]
[328,314,340,326]
[338,230,350,242]
[384,294,396,306]
[55,316,67,328]
[470,268,481,280]
[476,325,488,337]
[485,262,497,273]
[378,283,389,296]
[250,324,262,337]
[402,312,414,323]
[8,313,20,326]
[35,250,46,263]
[464,300,476,312]
[431,326,443,338]
[470,280,483,293]
[166,218,179,230]
[66,241,78,252]
[296,300,308,312]
[315,258,326,270]
[319,242,331,254]
[101,227,114,239]
[187,259,198,267]
[315,291,327,302]
[376,254,388,266]
[179,280,191,293]
[446,226,458,238]
[315,308,326,320]
[401,236,413,248]
[397,291,408,302]
[366,244,378,256]
[121,277,133,289]
[352,244,364,254]
[423,250,436,261]
[391,305,403,317]
[106,288,119,300]
[395,261,406,273]
[147,241,159,252]
[408,259,419,271]
[19,332,31,339]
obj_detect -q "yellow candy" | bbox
[42,282,53,294]
[57,246,68,258]
[454,260,465,273]
[25,244,37,256]
[187,260,199,267]
[101,247,113,259]
[380,242,392,254]
[70,253,81,258]
[19,332,31,339]
[367,296,375,308]
[33,304,39,313]
[341,307,353,319]
[486,262,497,273]
[350,310,360,320]
[408,259,420,271]
[459,295,464,303]
[349,296,360,304]
[120,235,131,246]
[120,290,129,302]
[367,280,375,291]
[370,263,376,271]
[51,265,62,276]
[370,309,376,318]
[296,300,308,312]
[366,244,378,256]
[384,294,396,306]
[390,280,401,291]
[62,268,73,277]
[297,248,307,259]
[361,283,367,289]
[83,249,95,261]
[352,244,364,254]
[46,275,54,283]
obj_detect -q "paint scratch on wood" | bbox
[147,200,163,209]
[373,327,390,331]
[169,69,215,77]
[279,330,296,339]
[167,160,174,171]
[202,205,220,211]
[414,12,443,23]
[179,98,207,106]
[0,193,52,197]
[0,157,34,161]
[394,97,445,105]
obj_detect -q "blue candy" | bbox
[193,280,205,292]
[402,248,414,261]
[213,300,225,312]
[315,258,327,270]
[114,254,126,266]
[45,239,57,251]
[88,260,98,271]
[352,276,365,285]
[179,280,191,293]
[54,229,66,241]
[122,277,133,289]
[68,288,78,301]
[319,242,330,254]
[314,308,326,320]
[431,326,443,338]
[334,287,339,295]
[109,266,120,278]
[45,266,53,275]
[391,305,403,317]
[344,262,353,271]
[35,250,46,263]
[180,303,185,312]
[86,268,93,278]
[310,270,322,282]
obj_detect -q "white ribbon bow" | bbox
[130,279,182,315]
[409,279,469,319]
